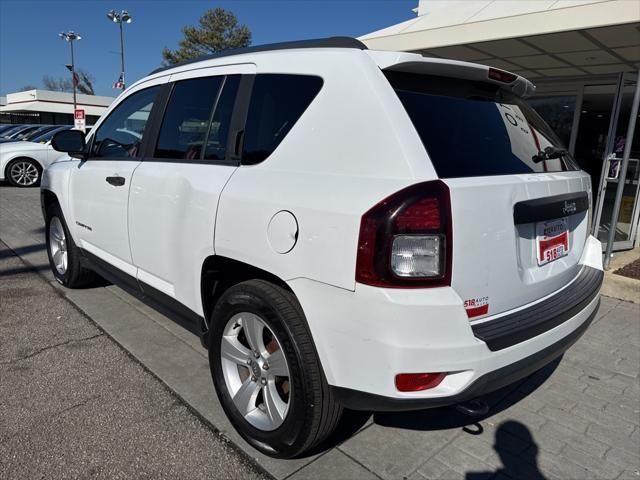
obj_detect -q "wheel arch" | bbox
[200,255,294,331]
[41,188,60,214]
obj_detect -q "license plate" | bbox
[536,218,569,266]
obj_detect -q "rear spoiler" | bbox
[366,50,536,98]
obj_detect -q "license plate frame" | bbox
[536,218,570,266]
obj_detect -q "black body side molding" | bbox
[513,191,589,225]
[79,249,207,341]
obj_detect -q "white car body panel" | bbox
[42,45,603,403]
[67,76,170,276]
[289,235,601,397]
[445,171,592,317]
[127,63,256,312]
[0,141,65,180]
[70,159,141,273]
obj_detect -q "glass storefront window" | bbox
[527,95,576,147]
[596,78,640,245]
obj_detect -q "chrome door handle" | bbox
[106,175,125,187]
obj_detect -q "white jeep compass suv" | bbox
[42,37,603,458]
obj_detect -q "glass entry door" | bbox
[594,73,640,251]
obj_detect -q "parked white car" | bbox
[0,127,71,187]
[41,37,603,458]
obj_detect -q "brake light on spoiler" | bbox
[488,67,518,84]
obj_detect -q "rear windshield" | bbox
[385,71,579,178]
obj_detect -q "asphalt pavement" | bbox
[0,240,268,479]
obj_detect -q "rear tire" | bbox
[45,203,97,288]
[6,158,41,187]
[209,279,342,458]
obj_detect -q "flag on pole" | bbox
[72,71,79,87]
[112,73,124,90]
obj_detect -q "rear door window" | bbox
[155,77,224,160]
[204,75,240,161]
[385,71,578,178]
[242,74,323,165]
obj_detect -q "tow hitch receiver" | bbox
[456,399,489,417]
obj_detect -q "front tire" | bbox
[6,158,41,187]
[209,279,342,458]
[45,203,96,288]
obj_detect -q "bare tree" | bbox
[42,69,95,95]
[18,85,38,91]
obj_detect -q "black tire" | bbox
[209,279,342,458]
[6,158,41,188]
[45,203,97,288]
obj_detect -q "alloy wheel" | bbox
[49,216,67,275]
[9,161,39,186]
[220,312,291,431]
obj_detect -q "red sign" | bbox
[74,109,85,120]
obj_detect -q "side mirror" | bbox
[51,129,87,160]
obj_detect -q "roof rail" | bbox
[149,36,367,75]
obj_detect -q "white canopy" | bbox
[360,0,639,80]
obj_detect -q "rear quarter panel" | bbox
[214,50,433,290]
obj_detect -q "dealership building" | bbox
[362,0,640,253]
[0,89,114,126]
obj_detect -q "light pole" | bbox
[107,9,132,90]
[58,31,81,111]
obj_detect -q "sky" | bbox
[0,0,416,97]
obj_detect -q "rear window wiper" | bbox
[532,146,568,163]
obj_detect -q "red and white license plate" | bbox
[536,218,569,266]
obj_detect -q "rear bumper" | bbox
[289,236,603,406]
[331,299,598,411]
[471,266,603,351]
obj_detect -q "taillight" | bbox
[355,180,452,288]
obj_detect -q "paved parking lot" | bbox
[0,240,267,479]
[1,185,639,480]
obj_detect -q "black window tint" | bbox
[385,71,578,178]
[204,75,240,161]
[242,74,323,164]
[155,77,223,160]
[92,86,159,159]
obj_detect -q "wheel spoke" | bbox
[232,378,260,416]
[263,382,286,427]
[221,335,250,366]
[242,314,265,353]
[53,249,63,268]
[266,349,289,377]
[51,227,62,242]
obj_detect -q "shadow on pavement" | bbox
[308,356,560,460]
[0,264,50,276]
[466,421,546,480]
[0,243,46,258]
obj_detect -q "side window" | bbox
[204,75,240,161]
[155,77,223,160]
[91,86,159,159]
[242,74,323,165]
